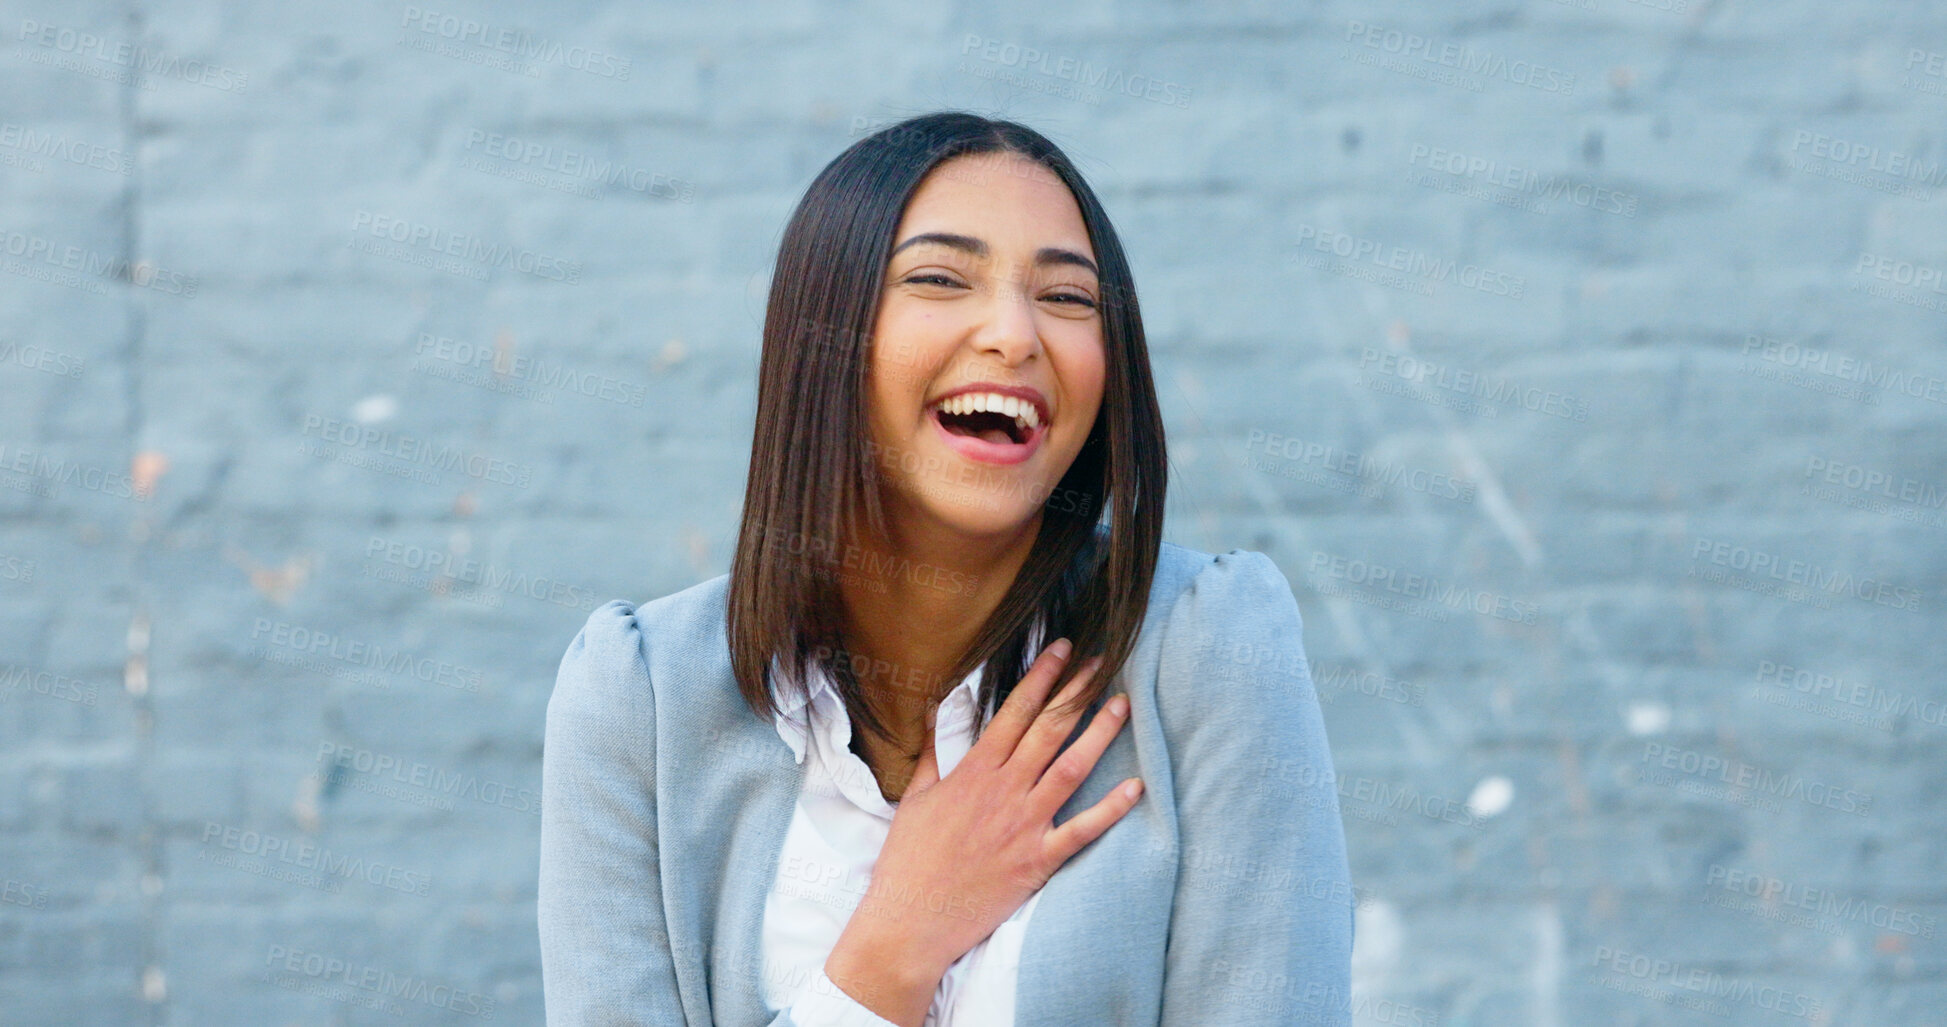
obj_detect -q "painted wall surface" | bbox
[2,2,1940,1023]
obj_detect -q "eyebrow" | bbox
[890,231,1100,278]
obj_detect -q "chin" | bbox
[902,480,1045,538]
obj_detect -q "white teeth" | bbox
[935,391,1042,434]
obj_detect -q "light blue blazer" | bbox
[538,537,1354,1026]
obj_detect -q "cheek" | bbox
[1067,347,1108,427]
[872,309,953,410]
[866,369,928,441]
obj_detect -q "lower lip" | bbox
[930,408,1047,466]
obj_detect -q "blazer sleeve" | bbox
[537,600,887,1027]
[538,600,696,1025]
[1152,552,1355,1027]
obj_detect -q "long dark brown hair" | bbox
[727,111,1167,757]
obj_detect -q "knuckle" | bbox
[953,749,991,777]
[1046,756,1086,787]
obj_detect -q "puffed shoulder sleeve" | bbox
[1152,551,1354,1027]
[538,599,692,1025]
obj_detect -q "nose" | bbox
[969,272,1043,366]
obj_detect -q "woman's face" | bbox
[864,152,1107,543]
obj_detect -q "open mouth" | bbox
[927,391,1049,466]
[935,407,1030,445]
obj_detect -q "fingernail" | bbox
[1122,780,1143,800]
[1109,694,1129,717]
[1049,638,1073,662]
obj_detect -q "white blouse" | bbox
[762,643,1046,1026]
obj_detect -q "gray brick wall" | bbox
[2,1,1941,1023]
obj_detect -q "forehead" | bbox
[895,153,1094,258]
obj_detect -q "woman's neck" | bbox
[835,509,1042,745]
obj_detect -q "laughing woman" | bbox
[537,112,1353,1026]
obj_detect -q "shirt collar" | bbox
[769,653,823,766]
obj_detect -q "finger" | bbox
[907,704,942,794]
[1043,776,1144,865]
[908,731,940,795]
[970,638,1073,764]
[1026,690,1129,818]
[1040,654,1105,724]
[1003,656,1104,780]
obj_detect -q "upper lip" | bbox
[927,382,1052,427]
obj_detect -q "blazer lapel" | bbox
[675,655,806,1026]
[1014,694,1171,1026]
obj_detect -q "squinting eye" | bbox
[1045,292,1097,308]
[903,274,964,288]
